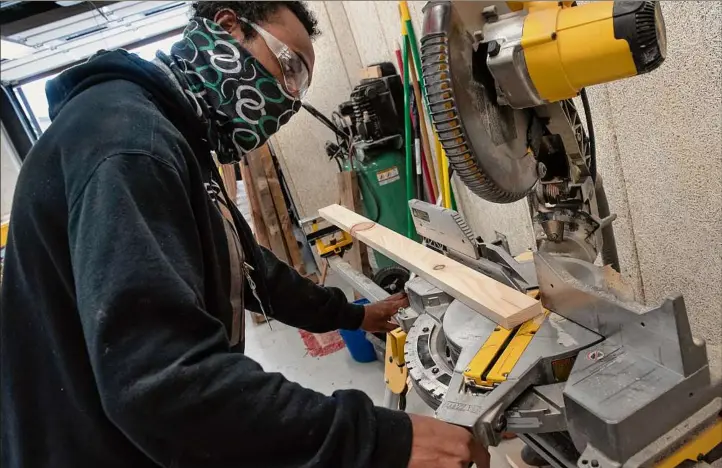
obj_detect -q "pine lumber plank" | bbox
[318,204,541,328]
[337,171,371,277]
[259,145,306,275]
[246,150,289,263]
[220,163,238,203]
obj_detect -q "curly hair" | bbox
[191,1,320,40]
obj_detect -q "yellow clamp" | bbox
[384,328,408,394]
[310,221,354,258]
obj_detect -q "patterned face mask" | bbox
[160,17,302,163]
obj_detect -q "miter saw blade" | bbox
[420,1,538,203]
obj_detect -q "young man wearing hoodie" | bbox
[1,2,489,467]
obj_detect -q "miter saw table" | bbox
[325,1,720,466]
[328,201,721,468]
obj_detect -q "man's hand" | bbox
[361,293,409,333]
[408,414,491,468]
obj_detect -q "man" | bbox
[1,2,489,467]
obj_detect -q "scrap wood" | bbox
[246,148,290,263]
[336,171,371,277]
[360,65,383,80]
[219,163,238,204]
[259,145,306,275]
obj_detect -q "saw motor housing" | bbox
[421,0,666,263]
[487,1,666,109]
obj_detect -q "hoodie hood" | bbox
[46,49,200,139]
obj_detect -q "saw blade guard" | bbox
[420,1,538,203]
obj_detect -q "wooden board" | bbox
[318,204,542,329]
[337,171,371,277]
[246,149,290,263]
[219,163,238,204]
[360,65,382,80]
[239,159,270,249]
[259,145,306,275]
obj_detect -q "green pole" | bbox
[405,20,428,109]
[402,35,414,239]
[450,173,458,211]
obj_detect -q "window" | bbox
[13,34,182,137]
[15,73,58,134]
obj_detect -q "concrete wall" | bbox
[273,1,721,349]
[1,122,21,222]
[586,1,722,348]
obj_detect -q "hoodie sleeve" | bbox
[68,152,412,468]
[245,245,366,333]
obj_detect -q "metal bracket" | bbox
[327,257,388,302]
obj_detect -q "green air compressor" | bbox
[339,64,409,272]
[343,139,407,270]
[303,62,410,289]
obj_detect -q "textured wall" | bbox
[271,1,721,348]
[1,123,21,221]
[587,1,722,347]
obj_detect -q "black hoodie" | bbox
[0,50,412,467]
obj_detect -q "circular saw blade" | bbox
[421,1,538,203]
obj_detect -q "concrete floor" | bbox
[243,269,532,468]
[244,270,434,415]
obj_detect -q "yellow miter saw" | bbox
[357,2,720,468]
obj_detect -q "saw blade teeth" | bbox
[420,11,536,204]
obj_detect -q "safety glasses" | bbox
[239,17,310,99]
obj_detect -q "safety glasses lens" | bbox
[278,48,309,98]
[240,17,310,99]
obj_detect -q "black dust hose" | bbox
[580,88,597,183]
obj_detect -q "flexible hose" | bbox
[402,8,456,210]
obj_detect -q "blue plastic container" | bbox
[339,299,377,363]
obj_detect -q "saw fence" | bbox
[222,144,309,323]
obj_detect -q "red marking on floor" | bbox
[298,330,345,357]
